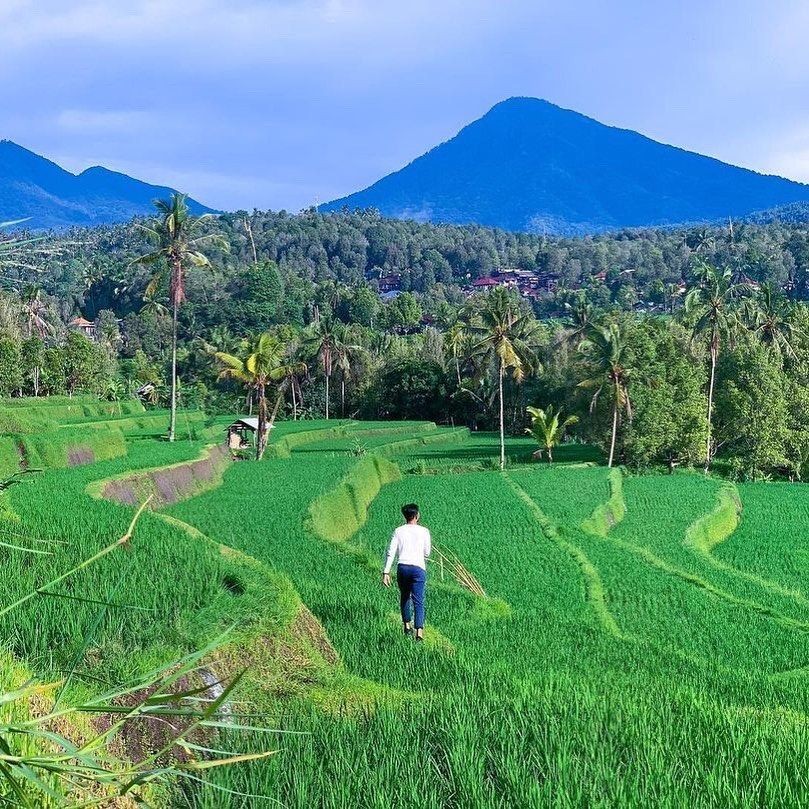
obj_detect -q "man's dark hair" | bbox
[402,503,419,522]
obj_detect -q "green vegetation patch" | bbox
[581,467,627,536]
[309,454,401,543]
[22,426,128,469]
[685,482,742,554]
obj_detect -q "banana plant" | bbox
[525,405,579,463]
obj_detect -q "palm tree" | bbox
[139,292,168,319]
[135,193,225,442]
[102,378,127,415]
[744,283,800,361]
[685,227,714,254]
[445,322,468,385]
[215,333,287,460]
[333,324,365,417]
[684,263,751,468]
[664,282,685,315]
[467,287,541,470]
[303,317,339,419]
[578,323,632,468]
[560,294,594,347]
[20,284,52,338]
[525,405,578,463]
[269,338,308,420]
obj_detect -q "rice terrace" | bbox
[2,392,809,806]
[8,3,809,806]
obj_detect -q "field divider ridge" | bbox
[86,442,232,507]
[371,427,470,458]
[580,467,626,536]
[505,473,623,638]
[684,481,809,610]
[308,454,402,543]
[260,420,359,457]
[588,511,809,633]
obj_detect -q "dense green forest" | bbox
[4,204,809,480]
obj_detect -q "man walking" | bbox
[382,503,431,641]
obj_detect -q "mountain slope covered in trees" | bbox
[322,97,809,234]
[0,140,213,229]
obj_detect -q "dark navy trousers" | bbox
[397,564,426,629]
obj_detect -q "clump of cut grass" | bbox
[431,544,486,597]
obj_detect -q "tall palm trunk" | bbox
[256,381,268,461]
[169,297,178,442]
[325,372,330,420]
[608,396,618,468]
[291,379,298,420]
[341,374,346,417]
[499,360,505,471]
[455,355,461,386]
[705,337,718,471]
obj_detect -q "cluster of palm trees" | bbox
[136,194,371,448]
[559,261,801,470]
[684,261,800,469]
[136,195,802,471]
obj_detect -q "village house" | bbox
[68,316,97,341]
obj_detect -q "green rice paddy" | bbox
[3,402,809,806]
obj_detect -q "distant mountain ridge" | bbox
[321,97,809,234]
[0,140,213,229]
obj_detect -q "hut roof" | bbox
[227,417,274,432]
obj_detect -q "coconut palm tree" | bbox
[135,193,225,442]
[578,323,632,468]
[445,322,468,386]
[744,282,800,361]
[20,284,52,338]
[273,339,308,421]
[467,287,542,470]
[303,316,339,419]
[683,263,751,468]
[215,332,287,460]
[685,227,714,254]
[560,293,594,347]
[664,282,685,315]
[525,405,578,463]
[333,324,365,417]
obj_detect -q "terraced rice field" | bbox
[4,404,809,806]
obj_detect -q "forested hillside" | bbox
[28,206,809,325]
[3,205,809,480]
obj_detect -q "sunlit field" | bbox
[3,404,809,806]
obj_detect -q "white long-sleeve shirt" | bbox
[383,524,432,573]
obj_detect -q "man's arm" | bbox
[424,529,432,559]
[382,531,398,585]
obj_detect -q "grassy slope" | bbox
[170,429,809,807]
[6,411,809,806]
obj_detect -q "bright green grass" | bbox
[168,434,809,807]
[7,412,809,807]
[716,481,809,597]
[1,439,295,685]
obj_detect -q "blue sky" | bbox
[2,0,809,212]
